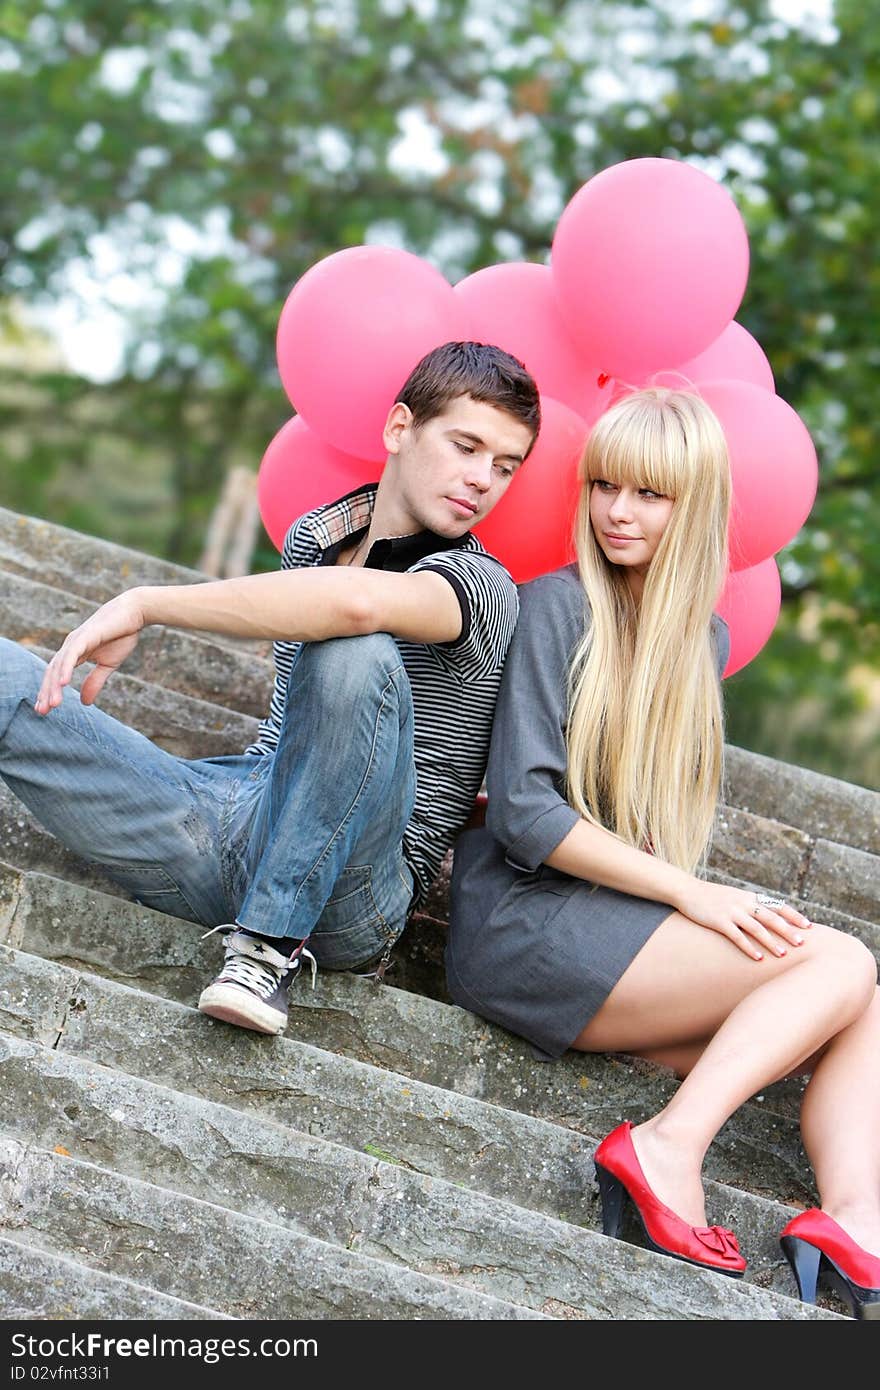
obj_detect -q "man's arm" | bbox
[34,566,462,714]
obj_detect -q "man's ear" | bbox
[383,402,413,455]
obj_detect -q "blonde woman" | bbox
[446,388,880,1316]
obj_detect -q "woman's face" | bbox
[589,478,675,580]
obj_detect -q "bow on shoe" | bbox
[694,1226,741,1257]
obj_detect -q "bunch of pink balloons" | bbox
[261,157,818,675]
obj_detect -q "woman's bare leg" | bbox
[799,986,880,1253]
[571,915,878,1231]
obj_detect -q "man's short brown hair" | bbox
[396,341,541,455]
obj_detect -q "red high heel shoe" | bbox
[594,1121,746,1278]
[780,1209,880,1320]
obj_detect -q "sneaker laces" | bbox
[201,927,317,992]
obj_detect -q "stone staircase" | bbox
[1,505,878,1322]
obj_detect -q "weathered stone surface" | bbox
[0,507,210,599]
[801,840,880,924]
[1,866,857,1211]
[0,1139,548,1320]
[0,1033,790,1311]
[708,805,813,893]
[0,944,816,1226]
[1,572,274,718]
[0,1234,232,1320]
[0,507,270,663]
[0,1040,836,1317]
[724,744,880,856]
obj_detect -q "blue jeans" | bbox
[0,633,416,970]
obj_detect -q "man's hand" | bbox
[34,590,147,715]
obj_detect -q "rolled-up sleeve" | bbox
[711,613,730,680]
[485,568,587,872]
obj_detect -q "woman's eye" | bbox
[595,479,616,491]
[640,488,661,499]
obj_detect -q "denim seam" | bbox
[24,701,195,798]
[218,775,244,922]
[284,665,409,933]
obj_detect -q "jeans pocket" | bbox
[310,864,410,969]
[85,860,203,925]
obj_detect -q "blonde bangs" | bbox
[581,389,729,505]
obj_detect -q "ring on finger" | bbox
[754,892,786,916]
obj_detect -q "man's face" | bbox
[384,394,535,538]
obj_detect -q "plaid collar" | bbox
[304,482,472,572]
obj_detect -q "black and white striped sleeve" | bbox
[410,548,520,681]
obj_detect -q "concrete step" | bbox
[1,570,274,718]
[0,1028,834,1319]
[0,938,848,1311]
[723,744,880,858]
[0,1137,549,1321]
[2,859,878,1210]
[0,506,270,661]
[0,1232,232,1320]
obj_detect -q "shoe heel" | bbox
[595,1162,627,1239]
[781,1234,821,1303]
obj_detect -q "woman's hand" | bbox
[34,590,147,715]
[673,878,813,961]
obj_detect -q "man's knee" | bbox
[291,633,407,711]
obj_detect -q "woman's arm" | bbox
[486,572,809,960]
[547,791,811,961]
[484,569,584,869]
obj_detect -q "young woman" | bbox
[446,388,880,1317]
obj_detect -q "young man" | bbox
[0,342,540,1035]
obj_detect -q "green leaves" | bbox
[2,0,879,785]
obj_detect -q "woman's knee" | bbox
[805,923,877,1016]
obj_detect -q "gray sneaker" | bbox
[197,928,317,1035]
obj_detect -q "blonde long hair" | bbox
[566,388,731,872]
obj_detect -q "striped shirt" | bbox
[245,483,520,907]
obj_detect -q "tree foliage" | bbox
[1,0,878,783]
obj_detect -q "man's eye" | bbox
[455,441,475,455]
[495,464,514,479]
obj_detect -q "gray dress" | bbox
[445,563,730,1061]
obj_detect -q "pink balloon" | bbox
[672,321,775,393]
[454,262,607,424]
[258,416,380,551]
[474,396,587,583]
[698,380,818,571]
[716,557,781,676]
[551,158,750,379]
[276,246,466,462]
